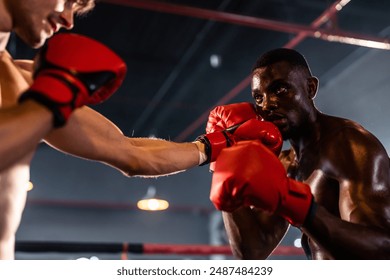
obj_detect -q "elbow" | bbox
[230,244,270,260]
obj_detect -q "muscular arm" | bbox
[7,57,202,176]
[0,54,53,171]
[220,150,293,260]
[44,106,201,177]
[223,207,289,259]
[302,127,390,259]
[303,203,390,259]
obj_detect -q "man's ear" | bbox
[307,76,319,99]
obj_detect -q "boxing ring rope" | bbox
[16,241,304,258]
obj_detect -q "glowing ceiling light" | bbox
[210,54,222,68]
[137,186,169,211]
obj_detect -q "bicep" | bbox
[44,106,125,161]
[333,130,390,228]
[339,175,390,229]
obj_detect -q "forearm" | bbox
[123,138,201,176]
[302,205,390,259]
[222,207,289,260]
[44,107,201,177]
[0,101,52,171]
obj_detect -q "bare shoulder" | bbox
[320,115,388,174]
[320,115,390,228]
[321,115,386,154]
[318,114,389,191]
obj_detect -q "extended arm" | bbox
[13,60,202,176]
[44,101,284,177]
[44,106,201,177]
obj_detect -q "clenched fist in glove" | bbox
[196,102,282,166]
[19,33,127,127]
[210,140,315,226]
[205,102,258,134]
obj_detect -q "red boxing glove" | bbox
[210,141,314,226]
[19,33,127,127]
[196,102,282,167]
[206,102,258,134]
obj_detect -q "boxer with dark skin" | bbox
[217,48,390,260]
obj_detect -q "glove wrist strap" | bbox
[195,131,232,166]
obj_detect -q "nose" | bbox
[59,6,74,30]
[262,94,278,113]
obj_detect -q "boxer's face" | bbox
[11,0,88,48]
[251,61,314,140]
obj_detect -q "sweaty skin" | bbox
[222,60,390,260]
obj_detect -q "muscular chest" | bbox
[288,156,340,216]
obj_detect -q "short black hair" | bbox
[252,48,312,75]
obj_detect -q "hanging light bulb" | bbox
[137,186,169,211]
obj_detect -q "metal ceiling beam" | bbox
[103,0,390,50]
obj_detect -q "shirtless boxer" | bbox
[208,48,390,259]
